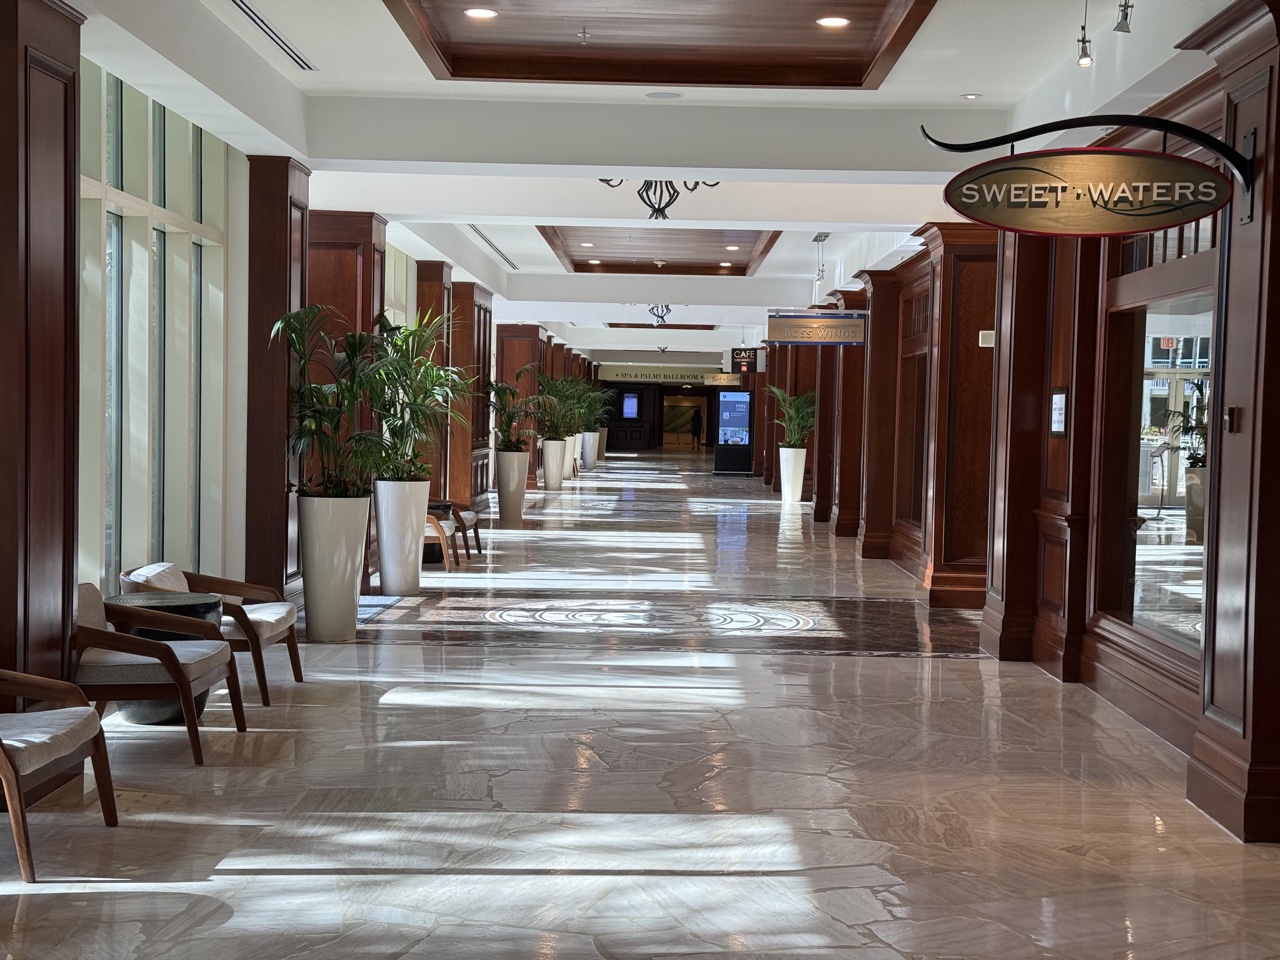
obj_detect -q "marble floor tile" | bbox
[11,453,1280,959]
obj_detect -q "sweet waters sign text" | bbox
[944,148,1233,237]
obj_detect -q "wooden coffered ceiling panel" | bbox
[538,226,781,277]
[381,0,936,88]
[606,323,719,331]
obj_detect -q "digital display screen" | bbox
[718,391,751,445]
[622,393,640,419]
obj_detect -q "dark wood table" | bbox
[103,592,223,725]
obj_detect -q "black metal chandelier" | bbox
[600,179,719,219]
[648,304,672,326]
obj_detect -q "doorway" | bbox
[662,394,708,451]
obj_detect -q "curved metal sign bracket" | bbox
[922,114,1253,188]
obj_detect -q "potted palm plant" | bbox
[272,305,386,641]
[579,385,614,470]
[1165,379,1209,545]
[532,383,573,491]
[489,365,537,521]
[768,385,816,503]
[368,312,470,596]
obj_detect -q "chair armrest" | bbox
[221,600,259,641]
[183,572,283,603]
[102,603,225,642]
[75,625,185,676]
[0,669,90,707]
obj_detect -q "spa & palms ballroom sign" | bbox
[944,148,1232,237]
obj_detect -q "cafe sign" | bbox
[944,148,1233,237]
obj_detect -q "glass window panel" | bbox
[105,76,123,190]
[192,126,204,224]
[150,229,166,561]
[190,242,203,568]
[152,102,165,206]
[104,213,124,587]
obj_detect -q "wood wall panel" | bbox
[449,282,493,509]
[245,157,310,595]
[811,345,840,521]
[496,324,545,487]
[0,0,83,689]
[831,345,866,537]
[854,270,901,557]
[416,261,452,492]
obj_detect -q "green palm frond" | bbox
[767,385,817,448]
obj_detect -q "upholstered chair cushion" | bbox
[0,708,100,775]
[76,583,114,632]
[123,562,190,593]
[75,641,230,686]
[221,603,297,641]
[429,520,457,537]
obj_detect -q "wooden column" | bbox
[1184,4,1280,841]
[496,324,544,488]
[0,0,82,685]
[832,344,866,537]
[245,157,309,596]
[854,270,901,557]
[762,344,787,488]
[550,341,566,378]
[448,282,493,510]
[811,345,840,521]
[981,234,1053,661]
[416,261,452,493]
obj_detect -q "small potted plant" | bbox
[368,311,470,596]
[768,385,816,503]
[488,365,537,521]
[272,305,386,641]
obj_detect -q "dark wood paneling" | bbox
[980,234,1050,660]
[384,0,936,89]
[0,0,82,691]
[245,159,310,595]
[811,345,839,521]
[416,261,453,492]
[831,345,866,537]
[449,282,493,509]
[495,324,545,486]
[854,270,901,557]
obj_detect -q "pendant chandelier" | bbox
[648,304,672,326]
[600,179,719,219]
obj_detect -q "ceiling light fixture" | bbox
[1114,0,1134,32]
[960,93,982,100]
[817,16,851,27]
[580,242,594,247]
[587,259,601,265]
[464,8,497,18]
[725,245,740,251]
[645,91,683,100]
[649,304,672,326]
[720,262,733,267]
[1077,0,1094,66]
[600,179,720,219]
[577,26,592,44]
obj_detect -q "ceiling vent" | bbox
[229,0,316,71]
[469,225,520,271]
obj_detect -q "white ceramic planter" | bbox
[778,447,807,503]
[597,426,608,459]
[573,433,584,474]
[495,449,529,521]
[563,434,578,480]
[373,479,431,597]
[299,495,370,642]
[543,439,567,491]
[581,431,600,470]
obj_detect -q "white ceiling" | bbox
[74,0,1235,357]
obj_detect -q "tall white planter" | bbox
[597,426,608,459]
[495,449,529,521]
[373,480,431,597]
[581,431,600,470]
[544,439,567,491]
[778,447,807,503]
[563,434,578,480]
[299,495,370,642]
[573,433,584,472]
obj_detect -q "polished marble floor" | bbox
[16,452,1280,959]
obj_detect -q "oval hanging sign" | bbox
[943,148,1232,237]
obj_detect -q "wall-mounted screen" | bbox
[621,392,640,419]
[718,391,751,445]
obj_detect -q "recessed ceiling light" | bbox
[817,16,851,27]
[580,242,594,247]
[725,245,740,251]
[960,93,982,100]
[587,259,601,264]
[645,91,683,100]
[464,8,497,18]
[720,262,733,267]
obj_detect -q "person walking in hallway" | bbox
[690,408,704,451]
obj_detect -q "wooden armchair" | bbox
[0,669,118,882]
[75,583,247,766]
[446,503,483,558]
[119,563,304,706]
[425,510,464,571]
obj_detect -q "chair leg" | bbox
[284,625,304,683]
[461,529,473,559]
[0,768,36,882]
[246,638,271,707]
[450,535,461,567]
[225,657,248,733]
[473,525,483,555]
[93,701,108,718]
[176,680,205,766]
[89,732,119,827]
